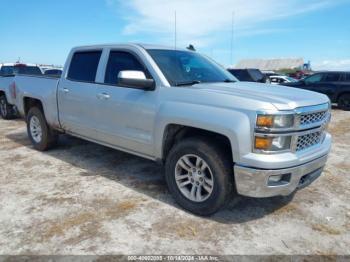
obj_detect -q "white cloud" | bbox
[108,0,333,46]
[313,60,350,71]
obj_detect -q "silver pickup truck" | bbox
[12,43,332,215]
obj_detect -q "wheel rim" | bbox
[175,154,214,202]
[29,116,43,143]
[0,99,7,117]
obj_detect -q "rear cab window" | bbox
[0,65,42,76]
[0,66,14,76]
[67,51,102,82]
[17,66,42,75]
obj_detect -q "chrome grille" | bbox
[296,131,323,151]
[300,111,327,126]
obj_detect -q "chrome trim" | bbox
[234,154,328,198]
[253,103,331,154]
[253,126,326,154]
[255,126,325,138]
[255,103,330,133]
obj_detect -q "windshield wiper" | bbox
[175,80,201,86]
[223,79,236,83]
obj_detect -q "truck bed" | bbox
[0,75,16,105]
[14,74,61,127]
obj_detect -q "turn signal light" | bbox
[255,137,272,150]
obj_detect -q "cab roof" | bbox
[71,43,188,52]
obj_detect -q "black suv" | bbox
[282,71,350,110]
[227,69,268,83]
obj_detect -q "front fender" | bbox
[154,101,253,163]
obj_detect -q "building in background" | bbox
[235,58,311,71]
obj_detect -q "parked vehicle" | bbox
[288,70,312,80]
[263,71,279,79]
[0,63,43,119]
[270,75,298,85]
[13,43,331,215]
[44,68,62,77]
[227,68,268,83]
[282,71,350,110]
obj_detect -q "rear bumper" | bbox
[234,154,328,198]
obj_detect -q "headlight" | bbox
[256,114,294,129]
[254,135,292,152]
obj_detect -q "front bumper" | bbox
[234,154,328,198]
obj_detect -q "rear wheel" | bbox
[0,95,15,120]
[26,107,58,151]
[338,94,350,111]
[165,137,233,216]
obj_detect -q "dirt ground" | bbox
[0,108,349,255]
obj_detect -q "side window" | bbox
[67,51,102,82]
[324,73,340,82]
[104,51,147,85]
[345,73,350,82]
[305,73,323,84]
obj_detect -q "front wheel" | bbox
[0,95,15,120]
[27,107,58,151]
[165,137,233,216]
[338,94,350,111]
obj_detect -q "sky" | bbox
[0,0,350,70]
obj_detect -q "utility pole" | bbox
[230,12,235,67]
[174,11,177,50]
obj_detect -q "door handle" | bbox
[62,88,70,93]
[97,92,110,100]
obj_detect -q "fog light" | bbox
[269,174,283,183]
[268,173,291,186]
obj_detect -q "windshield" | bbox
[147,49,237,86]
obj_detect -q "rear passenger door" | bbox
[94,50,158,157]
[58,50,102,138]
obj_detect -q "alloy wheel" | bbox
[29,116,43,143]
[175,154,214,202]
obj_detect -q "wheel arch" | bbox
[336,91,350,102]
[23,97,44,119]
[161,124,234,164]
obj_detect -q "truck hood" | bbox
[191,81,329,110]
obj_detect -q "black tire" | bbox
[338,94,350,111]
[0,95,15,120]
[26,107,58,151]
[165,137,233,216]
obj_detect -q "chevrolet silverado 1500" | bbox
[12,44,332,215]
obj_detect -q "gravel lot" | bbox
[0,108,349,255]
